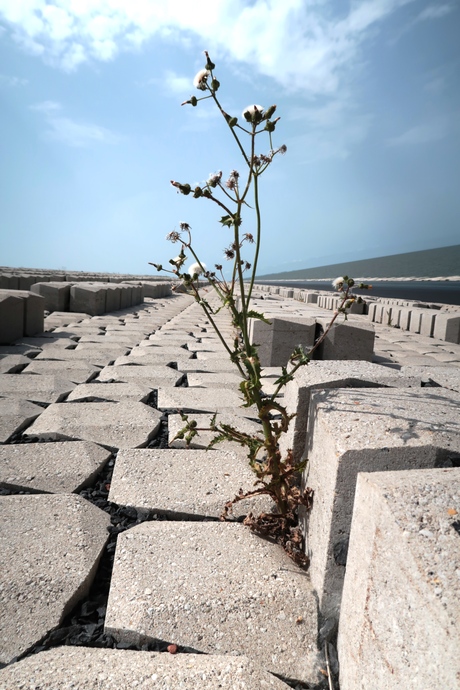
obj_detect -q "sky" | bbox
[0,0,459,277]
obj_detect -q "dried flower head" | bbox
[179,222,191,231]
[243,233,254,243]
[166,231,181,243]
[224,248,235,260]
[207,171,222,188]
[193,69,210,90]
[332,277,345,290]
[188,261,206,276]
[242,104,264,121]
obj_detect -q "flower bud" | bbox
[171,181,191,195]
[211,78,220,92]
[242,104,264,123]
[204,51,215,71]
[193,186,203,198]
[263,105,277,119]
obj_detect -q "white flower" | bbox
[193,69,210,89]
[189,261,206,277]
[242,104,264,117]
[332,276,345,289]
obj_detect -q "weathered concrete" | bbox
[315,317,375,361]
[0,294,23,344]
[433,313,460,343]
[0,374,75,404]
[249,316,316,367]
[0,289,44,338]
[0,398,43,442]
[338,467,460,690]
[187,371,242,388]
[24,401,162,450]
[157,387,251,414]
[105,522,320,684]
[280,360,422,462]
[168,412,262,450]
[0,354,30,374]
[31,281,71,312]
[302,387,460,623]
[67,382,153,402]
[401,364,460,393]
[96,364,183,386]
[0,647,291,688]
[21,359,101,384]
[109,448,274,519]
[0,441,111,493]
[0,494,110,664]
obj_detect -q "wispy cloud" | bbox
[288,96,372,161]
[0,0,414,95]
[0,73,28,87]
[30,100,121,147]
[387,119,448,146]
[416,3,455,21]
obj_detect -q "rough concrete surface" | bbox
[105,521,320,685]
[0,441,111,493]
[303,386,460,622]
[157,387,248,414]
[96,365,183,386]
[0,647,291,689]
[0,374,75,404]
[0,494,110,664]
[21,359,101,383]
[108,448,274,519]
[338,467,460,690]
[0,398,43,442]
[24,401,162,450]
[66,382,152,403]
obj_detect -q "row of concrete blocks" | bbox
[253,283,460,344]
[281,365,460,689]
[0,271,160,290]
[249,314,375,366]
[0,282,172,344]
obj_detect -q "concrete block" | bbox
[30,282,71,312]
[0,374,75,404]
[420,310,437,337]
[24,401,162,450]
[0,294,24,344]
[0,398,43,442]
[302,387,460,624]
[338,468,460,690]
[249,316,316,367]
[21,359,100,384]
[105,522,320,685]
[17,275,36,291]
[315,317,375,361]
[398,307,412,330]
[70,284,106,316]
[96,364,183,386]
[281,360,421,462]
[105,284,121,312]
[0,647,292,689]
[109,448,274,519]
[433,313,460,343]
[0,440,111,493]
[67,382,152,402]
[0,494,110,664]
[157,387,249,414]
[119,285,132,309]
[0,354,30,374]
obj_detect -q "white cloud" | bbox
[416,4,455,21]
[288,96,372,161]
[0,0,415,94]
[30,100,121,147]
[387,120,448,146]
[0,73,28,87]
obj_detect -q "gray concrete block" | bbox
[0,440,111,493]
[0,354,30,374]
[0,289,44,337]
[400,365,460,392]
[433,313,460,343]
[21,359,100,384]
[0,647,291,689]
[338,467,460,690]
[280,360,421,462]
[315,317,375,361]
[0,398,43,442]
[109,448,274,519]
[249,316,316,367]
[168,412,262,450]
[0,374,75,403]
[0,494,110,664]
[70,284,106,316]
[30,282,71,312]
[96,364,183,386]
[0,294,24,344]
[105,285,121,312]
[157,387,249,414]
[303,387,460,624]
[105,522,320,684]
[24,401,162,450]
[187,371,242,388]
[67,382,152,402]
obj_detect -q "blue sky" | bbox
[0,0,459,277]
